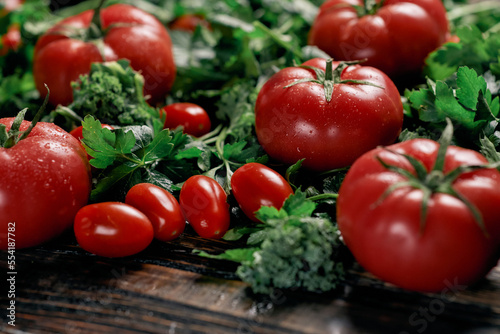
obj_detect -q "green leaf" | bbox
[90,162,140,201]
[193,248,259,263]
[456,66,487,110]
[282,190,316,217]
[142,129,174,162]
[81,116,120,169]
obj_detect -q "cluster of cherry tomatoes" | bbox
[73,162,293,258]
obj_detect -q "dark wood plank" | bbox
[1,232,499,334]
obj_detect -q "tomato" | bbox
[161,102,211,137]
[125,183,186,242]
[74,202,154,258]
[337,138,500,292]
[231,163,293,222]
[168,14,211,32]
[0,24,21,56]
[0,118,91,249]
[179,175,230,239]
[33,4,176,106]
[308,0,449,77]
[254,58,403,171]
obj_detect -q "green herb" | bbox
[405,66,500,148]
[81,115,203,201]
[195,190,345,295]
[425,25,500,81]
[53,60,158,127]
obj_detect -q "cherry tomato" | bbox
[255,58,403,171]
[308,0,449,77]
[74,202,154,257]
[125,183,186,242]
[0,24,21,56]
[337,139,500,292]
[168,14,211,32]
[0,118,91,249]
[161,102,211,137]
[231,163,293,222]
[179,175,230,239]
[33,4,176,106]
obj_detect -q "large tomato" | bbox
[337,138,500,292]
[33,4,176,106]
[308,0,449,77]
[0,118,91,249]
[255,58,403,171]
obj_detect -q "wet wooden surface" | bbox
[1,231,499,334]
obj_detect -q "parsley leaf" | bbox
[195,190,345,295]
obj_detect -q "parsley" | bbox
[425,25,500,81]
[195,191,345,295]
[81,115,203,201]
[58,60,158,127]
[405,66,500,148]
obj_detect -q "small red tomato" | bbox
[74,202,154,258]
[168,14,211,32]
[179,175,230,239]
[161,102,211,137]
[125,183,186,242]
[231,163,293,222]
[0,24,21,56]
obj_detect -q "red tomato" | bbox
[74,202,154,258]
[0,24,21,56]
[0,118,91,249]
[161,102,211,137]
[308,0,449,77]
[255,58,403,171]
[33,4,176,106]
[231,163,293,222]
[337,139,500,292]
[179,175,230,239]
[168,14,211,32]
[125,183,186,242]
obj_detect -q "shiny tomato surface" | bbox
[0,118,91,249]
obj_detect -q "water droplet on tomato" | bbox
[44,143,51,149]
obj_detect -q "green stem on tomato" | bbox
[1,85,50,149]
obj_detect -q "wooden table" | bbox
[1,231,499,334]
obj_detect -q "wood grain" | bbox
[1,232,499,334]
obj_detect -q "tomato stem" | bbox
[88,0,107,40]
[1,85,50,149]
[375,118,492,237]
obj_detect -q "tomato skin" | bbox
[125,183,186,242]
[255,58,403,171]
[74,202,154,258]
[179,175,230,239]
[168,14,211,32]
[0,118,91,249]
[337,139,500,292]
[0,24,21,56]
[33,4,176,106]
[308,0,449,77]
[231,163,293,222]
[161,102,211,137]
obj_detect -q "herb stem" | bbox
[308,193,339,201]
